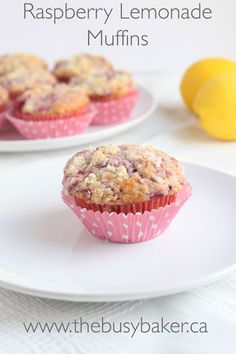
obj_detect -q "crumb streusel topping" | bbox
[0,53,47,76]
[53,54,113,81]
[0,68,57,98]
[70,71,135,98]
[63,144,184,205]
[0,86,9,108]
[17,84,90,116]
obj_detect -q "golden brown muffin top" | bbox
[70,71,136,98]
[53,54,113,81]
[63,144,184,205]
[0,68,57,98]
[16,84,90,117]
[0,53,47,76]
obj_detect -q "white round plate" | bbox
[0,85,156,152]
[1,159,236,302]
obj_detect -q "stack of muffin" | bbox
[0,53,138,138]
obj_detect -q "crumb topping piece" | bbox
[63,144,184,205]
[53,54,113,81]
[16,84,90,116]
[0,53,47,76]
[0,68,57,98]
[70,71,135,98]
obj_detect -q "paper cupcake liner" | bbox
[74,194,177,214]
[14,106,89,121]
[62,181,192,244]
[0,101,15,130]
[91,90,139,126]
[5,105,95,139]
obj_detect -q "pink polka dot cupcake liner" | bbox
[62,181,192,244]
[5,105,96,139]
[91,90,139,126]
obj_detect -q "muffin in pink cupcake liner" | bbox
[62,181,192,244]
[91,90,139,126]
[5,105,96,139]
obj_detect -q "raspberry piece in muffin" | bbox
[0,53,47,76]
[0,86,9,112]
[14,84,90,121]
[0,68,57,99]
[70,71,136,100]
[63,144,184,208]
[53,54,113,82]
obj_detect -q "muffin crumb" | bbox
[0,68,57,98]
[53,54,113,82]
[63,144,184,205]
[70,71,135,98]
[0,53,47,76]
[16,84,90,118]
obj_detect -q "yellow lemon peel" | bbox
[180,58,236,112]
[194,72,236,141]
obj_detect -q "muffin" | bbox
[13,84,89,120]
[0,53,47,76]
[63,144,184,213]
[71,71,139,126]
[0,68,57,99]
[53,54,113,82]
[7,84,95,139]
[62,144,191,243]
[70,71,136,100]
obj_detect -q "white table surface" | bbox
[0,73,236,353]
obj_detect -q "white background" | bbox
[1,0,236,73]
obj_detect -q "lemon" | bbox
[194,72,236,140]
[180,58,236,112]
